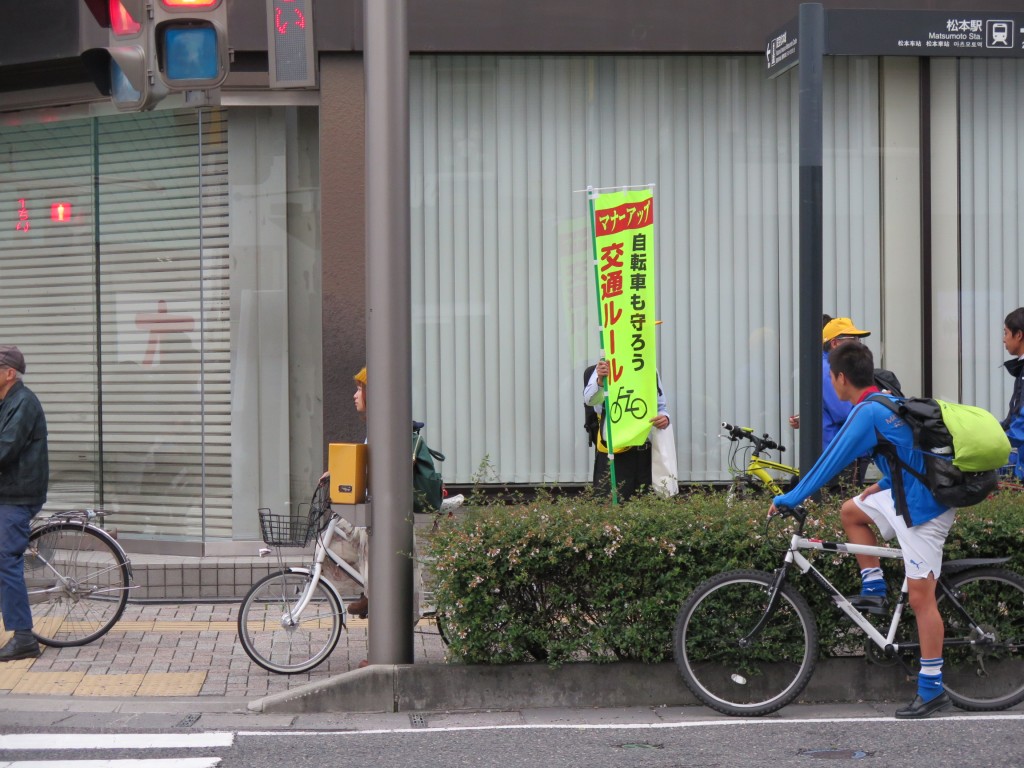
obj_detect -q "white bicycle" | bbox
[237,476,460,674]
[673,503,1024,716]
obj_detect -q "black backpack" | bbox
[583,365,599,447]
[868,395,1007,515]
[873,368,903,398]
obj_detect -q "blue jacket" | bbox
[821,352,852,450]
[1003,357,1024,480]
[775,392,950,527]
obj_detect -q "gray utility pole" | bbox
[365,0,414,664]
[797,2,824,475]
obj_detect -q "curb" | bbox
[249,659,912,714]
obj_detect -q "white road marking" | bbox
[0,733,233,750]
[0,760,220,768]
[239,711,1024,736]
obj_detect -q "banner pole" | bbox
[587,186,618,505]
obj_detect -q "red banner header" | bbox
[594,198,654,237]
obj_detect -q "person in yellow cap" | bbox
[788,316,870,452]
[321,366,370,622]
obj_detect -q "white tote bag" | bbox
[650,423,679,497]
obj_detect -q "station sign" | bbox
[767,8,1024,78]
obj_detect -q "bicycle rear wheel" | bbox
[674,569,819,717]
[237,570,344,674]
[26,521,131,647]
[939,567,1024,711]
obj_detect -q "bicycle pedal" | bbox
[837,593,888,616]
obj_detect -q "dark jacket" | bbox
[1002,357,1024,431]
[0,379,49,506]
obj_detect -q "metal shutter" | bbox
[0,109,231,539]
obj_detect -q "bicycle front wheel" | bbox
[674,569,819,717]
[939,567,1024,711]
[725,477,762,506]
[237,570,344,674]
[26,521,131,647]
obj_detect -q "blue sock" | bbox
[860,567,886,597]
[918,657,944,702]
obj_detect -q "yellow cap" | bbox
[354,367,367,386]
[822,318,870,343]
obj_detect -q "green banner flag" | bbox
[589,188,657,452]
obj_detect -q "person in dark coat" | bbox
[0,345,48,661]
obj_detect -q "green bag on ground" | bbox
[412,427,445,514]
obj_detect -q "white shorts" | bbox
[853,489,956,579]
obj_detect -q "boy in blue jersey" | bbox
[770,342,956,719]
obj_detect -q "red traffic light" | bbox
[51,203,73,222]
[110,0,141,36]
[83,0,144,32]
[160,0,221,7]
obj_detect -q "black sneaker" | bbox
[846,594,888,616]
[0,635,40,662]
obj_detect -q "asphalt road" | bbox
[2,706,1023,767]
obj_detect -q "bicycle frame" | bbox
[769,535,906,652]
[757,533,995,658]
[264,513,365,625]
[744,457,799,496]
[32,512,135,595]
[722,422,799,496]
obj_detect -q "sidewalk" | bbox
[0,600,446,702]
[2,600,1021,725]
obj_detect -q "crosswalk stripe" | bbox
[0,733,233,750]
[0,760,220,767]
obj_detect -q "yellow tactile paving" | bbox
[73,673,146,697]
[11,671,85,695]
[240,618,354,632]
[109,620,238,633]
[32,617,113,637]
[0,661,33,690]
[135,671,206,696]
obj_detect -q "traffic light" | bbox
[81,0,229,111]
[81,0,166,111]
[152,0,229,92]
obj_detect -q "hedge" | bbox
[424,487,1024,665]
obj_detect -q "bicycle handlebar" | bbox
[768,503,808,532]
[721,422,785,453]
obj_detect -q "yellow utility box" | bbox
[328,443,367,504]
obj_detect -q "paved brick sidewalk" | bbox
[0,602,447,700]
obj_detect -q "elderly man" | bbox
[0,345,49,661]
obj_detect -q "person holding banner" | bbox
[586,185,665,502]
[583,358,670,501]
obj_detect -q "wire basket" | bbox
[257,485,333,547]
[258,506,317,547]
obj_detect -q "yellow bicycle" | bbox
[721,421,800,502]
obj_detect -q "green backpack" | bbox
[412,425,445,514]
[868,395,1011,508]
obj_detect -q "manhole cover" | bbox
[175,713,202,728]
[800,749,873,760]
[409,713,429,729]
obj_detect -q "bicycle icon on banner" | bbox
[608,387,648,423]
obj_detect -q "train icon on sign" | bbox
[985,20,1014,48]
